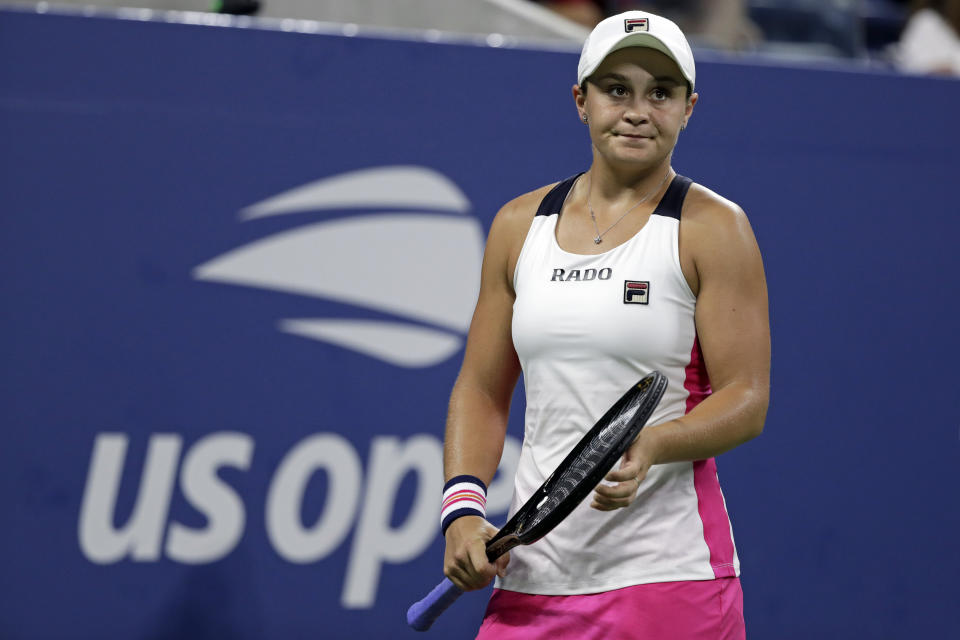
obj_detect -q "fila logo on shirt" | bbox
[624,280,650,304]
[550,267,612,282]
[624,18,649,33]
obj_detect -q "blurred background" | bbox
[7,0,960,74]
[1,1,958,639]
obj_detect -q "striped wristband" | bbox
[440,475,487,536]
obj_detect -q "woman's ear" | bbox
[573,83,587,123]
[685,92,699,123]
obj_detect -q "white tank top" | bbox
[500,174,740,595]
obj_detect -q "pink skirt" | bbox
[476,578,745,640]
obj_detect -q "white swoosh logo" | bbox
[193,166,483,367]
[279,319,463,368]
[239,165,470,220]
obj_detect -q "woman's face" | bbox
[575,47,697,170]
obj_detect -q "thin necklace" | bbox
[587,168,673,244]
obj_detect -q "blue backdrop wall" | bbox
[1,7,958,639]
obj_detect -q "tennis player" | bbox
[440,10,769,639]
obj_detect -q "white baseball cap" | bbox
[577,10,696,92]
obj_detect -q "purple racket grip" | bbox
[406,577,464,631]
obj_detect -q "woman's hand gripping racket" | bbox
[406,371,668,631]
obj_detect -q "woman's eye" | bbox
[608,85,628,97]
[652,88,669,101]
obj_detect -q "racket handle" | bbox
[406,577,464,631]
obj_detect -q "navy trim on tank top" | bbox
[535,173,693,219]
[652,175,692,220]
[535,173,583,217]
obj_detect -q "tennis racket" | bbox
[406,370,668,631]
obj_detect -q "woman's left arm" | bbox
[593,193,769,510]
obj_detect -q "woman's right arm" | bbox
[441,192,538,591]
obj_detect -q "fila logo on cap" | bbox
[624,280,649,304]
[624,18,649,33]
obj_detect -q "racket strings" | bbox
[524,393,646,531]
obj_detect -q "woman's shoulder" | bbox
[680,181,762,278]
[682,180,749,232]
[482,180,569,280]
[489,180,565,239]
[498,180,562,220]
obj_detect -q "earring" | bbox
[680,123,686,130]
[582,114,588,123]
